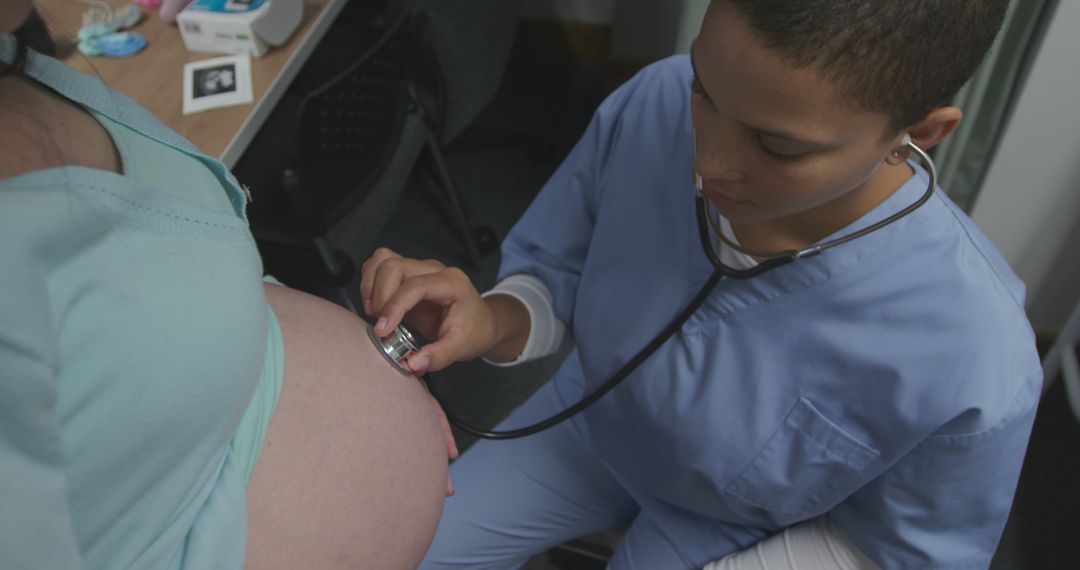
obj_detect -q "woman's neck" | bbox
[0,74,121,179]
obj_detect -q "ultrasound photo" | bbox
[183,55,253,114]
[192,64,238,98]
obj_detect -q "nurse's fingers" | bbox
[376,268,475,332]
[406,300,498,373]
[359,247,401,316]
[360,249,441,314]
[364,254,446,317]
[379,272,492,371]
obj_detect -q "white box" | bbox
[177,0,303,58]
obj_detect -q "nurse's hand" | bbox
[360,248,500,374]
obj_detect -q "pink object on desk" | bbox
[159,0,193,23]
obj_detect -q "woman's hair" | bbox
[728,0,1010,134]
[1,27,30,77]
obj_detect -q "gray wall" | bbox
[610,0,708,62]
[518,0,616,24]
[518,0,708,60]
[972,0,1080,331]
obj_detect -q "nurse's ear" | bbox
[886,106,963,165]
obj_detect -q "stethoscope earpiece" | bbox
[892,133,913,159]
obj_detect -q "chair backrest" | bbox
[293,14,409,225]
[409,0,519,144]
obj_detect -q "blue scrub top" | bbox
[499,56,1042,569]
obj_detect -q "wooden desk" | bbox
[36,0,345,167]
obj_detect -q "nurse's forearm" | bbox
[481,293,531,363]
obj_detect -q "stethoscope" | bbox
[370,136,939,440]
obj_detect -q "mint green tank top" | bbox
[1,35,271,569]
[91,110,235,214]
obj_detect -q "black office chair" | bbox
[238,0,511,310]
[235,3,407,312]
[412,0,519,146]
[403,0,521,258]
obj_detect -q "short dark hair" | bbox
[727,0,1010,134]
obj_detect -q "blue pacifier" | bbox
[79,31,147,57]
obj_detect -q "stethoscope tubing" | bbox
[424,270,724,440]
[427,141,937,440]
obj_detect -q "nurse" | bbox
[362,0,1041,568]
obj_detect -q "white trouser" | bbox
[704,516,880,570]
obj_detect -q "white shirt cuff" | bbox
[480,274,566,367]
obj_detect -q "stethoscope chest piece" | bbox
[368,323,421,376]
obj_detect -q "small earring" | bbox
[891,150,902,158]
